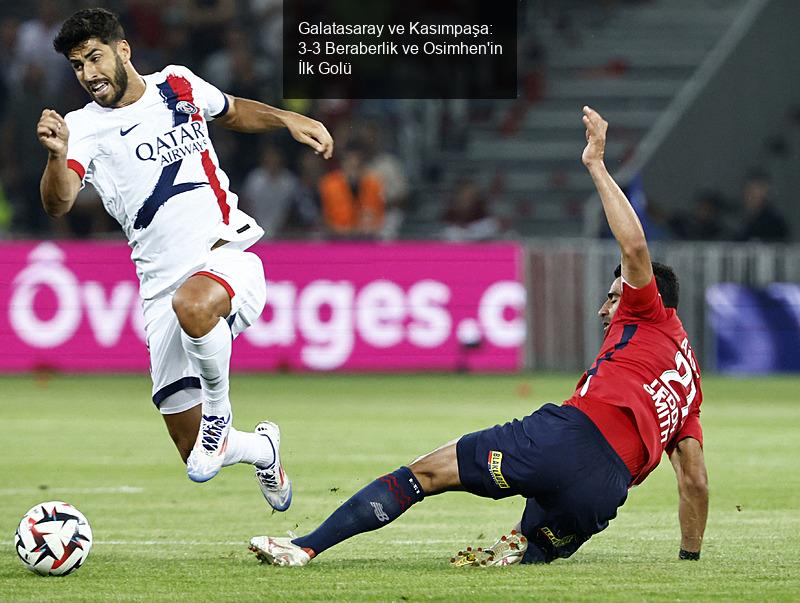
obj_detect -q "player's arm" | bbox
[37,109,81,217]
[215,96,334,159]
[669,437,709,558]
[580,106,652,288]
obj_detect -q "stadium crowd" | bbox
[625,168,792,244]
[0,1,792,243]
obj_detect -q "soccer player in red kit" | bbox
[250,106,709,567]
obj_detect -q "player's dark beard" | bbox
[94,54,129,108]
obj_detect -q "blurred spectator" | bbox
[240,145,299,238]
[121,0,166,50]
[360,121,409,240]
[9,0,67,98]
[733,169,790,242]
[158,22,194,69]
[176,0,236,62]
[118,0,172,74]
[0,178,12,237]
[249,0,282,61]
[285,151,324,236]
[670,189,727,241]
[0,17,19,115]
[600,172,667,240]
[319,144,384,237]
[440,179,501,241]
[60,186,115,239]
[641,201,671,241]
[201,28,270,96]
[202,28,269,185]
[0,56,6,120]
[1,63,54,235]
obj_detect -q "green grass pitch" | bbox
[2,373,799,601]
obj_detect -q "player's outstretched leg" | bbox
[250,441,461,566]
[250,466,424,566]
[172,275,234,483]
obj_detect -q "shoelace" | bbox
[200,414,229,452]
[257,463,280,489]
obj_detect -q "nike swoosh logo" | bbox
[120,124,140,136]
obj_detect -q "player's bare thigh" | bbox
[163,405,201,463]
[409,438,464,495]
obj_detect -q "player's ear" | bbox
[116,39,131,62]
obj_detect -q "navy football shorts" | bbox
[456,403,631,564]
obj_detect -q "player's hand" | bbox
[581,105,608,168]
[283,113,334,159]
[37,109,70,158]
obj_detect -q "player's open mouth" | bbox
[89,81,110,96]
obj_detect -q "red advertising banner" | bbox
[0,241,525,372]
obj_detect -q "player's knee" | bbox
[409,464,436,493]
[172,292,215,337]
[408,442,461,495]
[409,460,458,495]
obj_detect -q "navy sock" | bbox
[292,466,425,556]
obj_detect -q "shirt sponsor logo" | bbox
[487,450,510,489]
[134,122,209,166]
[175,100,199,115]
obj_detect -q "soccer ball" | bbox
[14,501,93,576]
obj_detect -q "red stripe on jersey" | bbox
[194,270,235,298]
[200,149,230,224]
[67,159,86,180]
[165,74,203,122]
[166,73,229,221]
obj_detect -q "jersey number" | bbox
[643,338,698,443]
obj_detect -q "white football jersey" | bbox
[64,65,264,299]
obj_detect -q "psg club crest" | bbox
[175,100,199,115]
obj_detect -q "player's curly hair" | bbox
[614,262,679,309]
[53,8,125,57]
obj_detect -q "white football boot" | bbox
[450,530,528,567]
[249,536,311,567]
[186,413,231,483]
[254,421,292,512]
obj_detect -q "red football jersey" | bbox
[564,275,703,485]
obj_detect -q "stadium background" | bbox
[1,1,799,599]
[0,0,798,374]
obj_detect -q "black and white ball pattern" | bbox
[14,501,93,576]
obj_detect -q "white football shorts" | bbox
[142,246,267,414]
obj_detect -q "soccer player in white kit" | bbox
[36,8,334,510]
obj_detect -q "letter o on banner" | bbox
[10,244,82,348]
